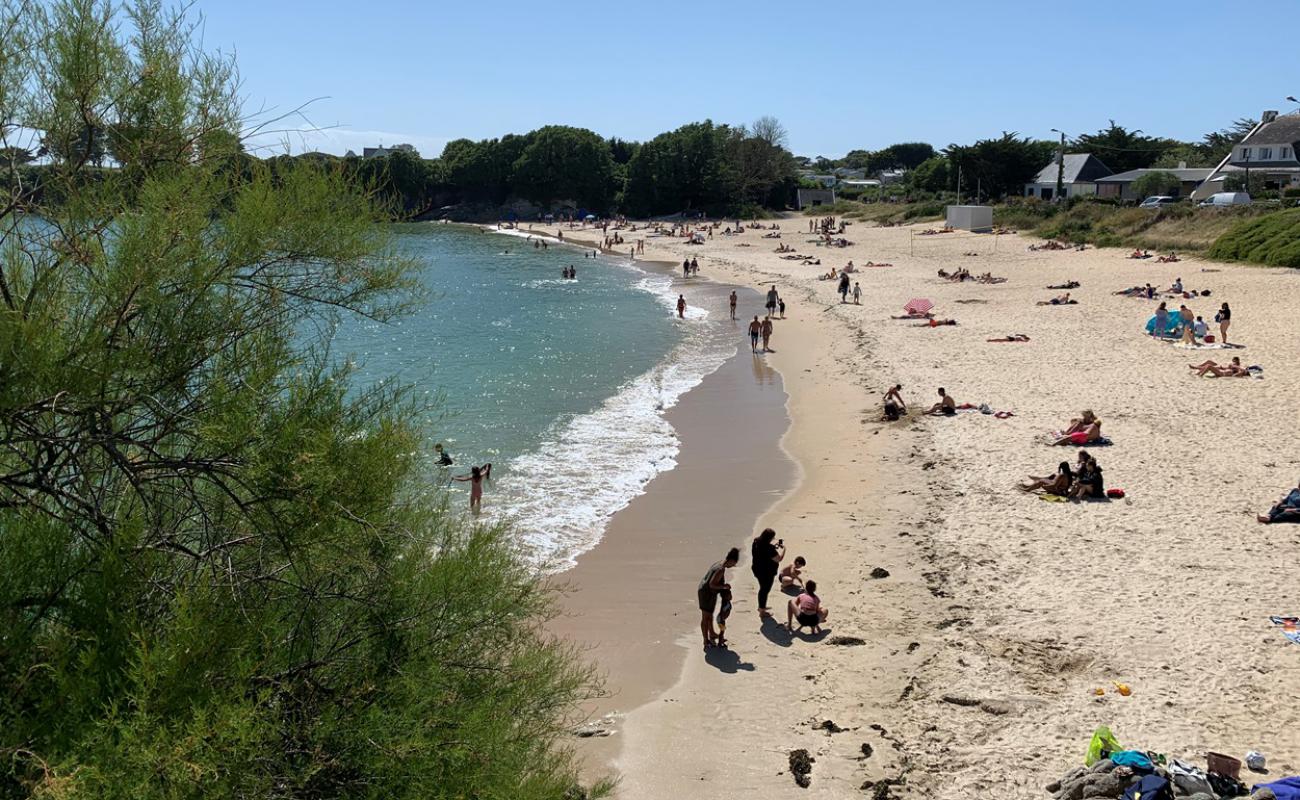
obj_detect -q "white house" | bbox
[1024,154,1113,200]
[1195,110,1300,199]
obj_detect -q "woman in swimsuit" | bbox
[1188,356,1249,377]
[1216,302,1231,344]
[452,463,492,513]
[1020,462,1074,495]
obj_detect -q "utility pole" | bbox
[1053,130,1066,202]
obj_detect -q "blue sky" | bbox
[199,0,1300,159]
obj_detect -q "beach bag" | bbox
[1122,774,1172,800]
[1206,772,1247,798]
[1085,725,1122,766]
[1107,489,1125,499]
[1167,760,1214,796]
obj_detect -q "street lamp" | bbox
[1050,129,1068,202]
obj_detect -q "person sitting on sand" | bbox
[1189,356,1249,377]
[1037,292,1076,306]
[925,388,956,416]
[884,384,907,420]
[787,580,829,634]
[1258,480,1300,524]
[1054,415,1102,445]
[1063,409,1098,435]
[1171,277,1183,293]
[1020,461,1074,495]
[1069,451,1105,500]
[779,556,806,589]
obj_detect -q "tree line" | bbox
[1,2,607,798]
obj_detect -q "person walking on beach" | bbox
[750,528,785,618]
[677,295,686,319]
[748,316,762,353]
[682,258,690,278]
[766,285,779,318]
[690,257,699,274]
[838,272,850,303]
[698,548,739,648]
[451,463,492,514]
[729,290,737,320]
[1216,302,1231,344]
[778,297,786,319]
[853,281,862,305]
[761,316,774,352]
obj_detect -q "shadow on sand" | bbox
[704,646,755,674]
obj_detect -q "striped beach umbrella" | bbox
[904,298,933,316]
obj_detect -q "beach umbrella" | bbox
[904,298,933,316]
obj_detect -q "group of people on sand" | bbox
[838,272,862,304]
[1019,450,1105,500]
[697,529,829,649]
[1151,300,1232,345]
[937,268,1005,284]
[681,257,700,277]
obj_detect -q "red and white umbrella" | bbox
[904,298,933,316]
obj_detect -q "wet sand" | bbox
[547,272,795,775]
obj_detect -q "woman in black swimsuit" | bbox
[1216,302,1231,344]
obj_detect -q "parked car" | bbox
[1198,192,1252,207]
[1138,196,1177,209]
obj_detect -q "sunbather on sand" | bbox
[1037,292,1076,305]
[1053,417,1103,445]
[987,334,1030,342]
[925,388,956,416]
[1048,281,1081,290]
[1063,409,1098,435]
[1259,479,1300,523]
[1189,357,1249,377]
[916,318,957,327]
[1020,462,1074,495]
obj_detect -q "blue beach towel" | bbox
[1256,776,1300,800]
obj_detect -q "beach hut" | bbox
[945,205,993,233]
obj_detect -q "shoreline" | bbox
[548,218,1300,798]
[534,239,799,775]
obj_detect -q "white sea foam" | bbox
[490,257,735,572]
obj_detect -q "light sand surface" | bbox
[546,218,1300,798]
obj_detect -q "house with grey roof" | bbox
[362,143,418,159]
[1024,154,1113,200]
[1194,110,1300,199]
[1095,164,1214,201]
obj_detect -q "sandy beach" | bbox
[547,218,1300,798]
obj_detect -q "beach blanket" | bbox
[1171,341,1237,350]
[1255,776,1300,800]
[1271,616,1300,647]
[1046,432,1112,446]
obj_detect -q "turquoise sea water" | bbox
[331,224,738,567]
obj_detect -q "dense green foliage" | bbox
[944,133,1056,200]
[1207,207,1300,267]
[1131,170,1182,198]
[1072,121,1180,173]
[0,2,602,798]
[994,198,1275,252]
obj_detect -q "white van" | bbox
[1198,192,1251,207]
